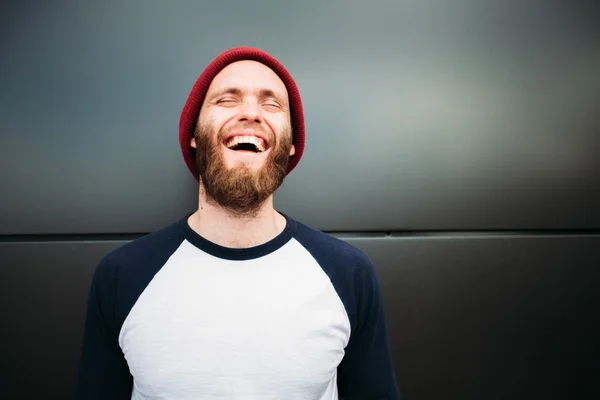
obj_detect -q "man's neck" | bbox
[187,191,287,249]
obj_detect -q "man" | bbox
[75,46,401,399]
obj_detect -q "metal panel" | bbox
[1,234,598,399]
[0,241,117,399]
[2,0,599,234]
[348,234,600,399]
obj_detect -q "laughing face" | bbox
[191,60,296,217]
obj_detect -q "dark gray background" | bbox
[1,0,599,399]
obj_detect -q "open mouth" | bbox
[224,135,268,153]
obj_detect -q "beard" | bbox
[193,121,292,218]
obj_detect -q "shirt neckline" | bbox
[178,210,296,261]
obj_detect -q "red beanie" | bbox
[179,46,305,181]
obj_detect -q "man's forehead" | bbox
[207,60,288,98]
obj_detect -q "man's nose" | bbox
[237,101,263,124]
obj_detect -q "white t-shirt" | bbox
[75,212,400,399]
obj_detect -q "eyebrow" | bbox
[209,87,288,106]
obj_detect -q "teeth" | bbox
[226,136,266,152]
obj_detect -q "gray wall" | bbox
[1,1,599,399]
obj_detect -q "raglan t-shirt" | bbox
[75,212,401,400]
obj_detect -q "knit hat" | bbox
[179,46,305,181]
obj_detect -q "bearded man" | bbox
[75,47,401,400]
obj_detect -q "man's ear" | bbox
[190,137,197,149]
[289,144,295,156]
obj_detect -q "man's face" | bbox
[191,60,296,217]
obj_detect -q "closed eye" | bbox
[263,102,281,110]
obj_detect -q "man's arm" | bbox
[337,255,402,400]
[74,257,133,399]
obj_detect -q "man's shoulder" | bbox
[94,218,185,278]
[292,218,374,274]
[292,219,383,324]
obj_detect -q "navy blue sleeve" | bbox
[74,255,133,400]
[336,251,401,400]
[293,221,401,399]
[74,221,185,399]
